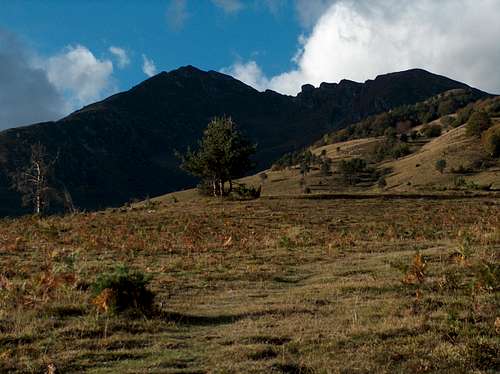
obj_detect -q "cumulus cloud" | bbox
[0,28,119,130]
[109,46,130,68]
[166,0,189,31]
[44,45,115,108]
[212,0,244,13]
[221,61,270,91]
[142,54,157,77]
[225,0,500,95]
[0,29,66,130]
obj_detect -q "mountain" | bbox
[0,66,488,215]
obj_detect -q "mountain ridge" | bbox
[0,66,489,215]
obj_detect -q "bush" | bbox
[377,177,387,189]
[453,104,474,127]
[466,111,492,137]
[435,159,447,174]
[422,124,442,138]
[196,180,214,196]
[91,265,154,315]
[231,184,261,200]
[441,115,454,128]
[391,143,411,159]
[320,158,332,176]
[481,125,500,157]
[450,164,472,174]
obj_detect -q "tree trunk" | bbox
[212,180,217,197]
[35,162,41,215]
[219,180,224,197]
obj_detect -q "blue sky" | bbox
[1,0,499,130]
[0,0,302,94]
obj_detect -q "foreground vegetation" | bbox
[1,196,499,373]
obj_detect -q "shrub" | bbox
[231,184,261,200]
[453,104,474,127]
[391,143,411,159]
[422,124,442,138]
[320,158,332,176]
[384,127,398,140]
[441,115,454,128]
[481,125,500,157]
[466,111,492,137]
[197,180,214,196]
[437,99,456,117]
[377,176,387,189]
[435,159,447,174]
[453,176,467,188]
[91,265,154,315]
[450,164,472,174]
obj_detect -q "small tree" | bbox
[258,172,268,184]
[435,159,447,174]
[482,126,500,157]
[422,124,442,138]
[466,111,492,137]
[299,160,311,177]
[11,143,58,215]
[178,117,256,197]
[320,157,332,176]
[377,176,387,190]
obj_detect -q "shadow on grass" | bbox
[160,306,314,327]
[160,309,271,326]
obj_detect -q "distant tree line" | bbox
[319,89,484,145]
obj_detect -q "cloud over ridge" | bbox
[225,0,500,95]
[142,54,158,77]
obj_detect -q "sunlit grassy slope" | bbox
[164,117,499,202]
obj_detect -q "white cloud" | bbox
[225,0,500,95]
[166,0,189,31]
[0,29,66,129]
[221,61,270,91]
[45,45,115,108]
[109,46,130,68]
[212,0,244,13]
[0,30,119,129]
[142,54,157,77]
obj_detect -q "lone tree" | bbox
[435,159,447,174]
[178,117,256,197]
[11,143,58,215]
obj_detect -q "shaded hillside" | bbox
[0,66,488,214]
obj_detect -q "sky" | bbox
[1,0,500,130]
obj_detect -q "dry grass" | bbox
[383,125,499,191]
[0,197,499,373]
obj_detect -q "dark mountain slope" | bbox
[0,66,488,214]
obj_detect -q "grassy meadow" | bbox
[1,196,499,373]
